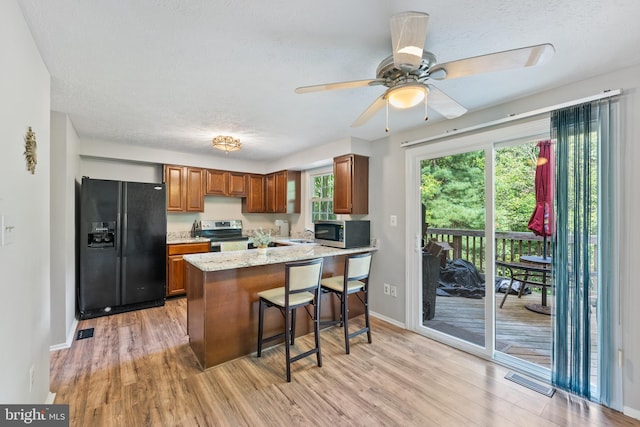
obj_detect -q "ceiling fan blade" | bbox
[351,94,386,127]
[390,11,430,71]
[295,79,384,94]
[427,85,467,119]
[429,43,555,80]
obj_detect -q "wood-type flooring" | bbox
[50,297,638,426]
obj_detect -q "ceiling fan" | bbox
[295,11,555,131]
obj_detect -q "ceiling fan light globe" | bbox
[388,85,426,109]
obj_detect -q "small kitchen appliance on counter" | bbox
[200,219,249,251]
[314,220,370,248]
[275,219,289,237]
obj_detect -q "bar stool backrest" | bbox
[286,258,324,295]
[346,253,372,282]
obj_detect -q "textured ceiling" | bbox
[17,0,640,161]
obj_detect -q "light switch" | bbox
[1,215,15,246]
[390,215,397,227]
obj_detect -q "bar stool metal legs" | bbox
[256,258,324,382]
[321,252,373,354]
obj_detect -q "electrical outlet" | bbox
[390,215,397,227]
[383,283,390,295]
[390,285,397,297]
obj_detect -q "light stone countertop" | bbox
[183,244,376,272]
[271,238,316,246]
[166,237,211,245]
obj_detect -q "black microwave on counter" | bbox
[314,220,370,249]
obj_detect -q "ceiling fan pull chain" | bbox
[385,99,390,132]
[424,95,429,121]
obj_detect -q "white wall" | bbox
[0,0,51,403]
[81,137,265,174]
[368,63,640,417]
[80,157,161,183]
[50,112,80,348]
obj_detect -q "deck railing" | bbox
[426,227,597,276]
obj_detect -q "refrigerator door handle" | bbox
[122,213,128,253]
[116,182,123,255]
[121,183,128,254]
[115,256,122,305]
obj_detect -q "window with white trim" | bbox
[310,170,336,222]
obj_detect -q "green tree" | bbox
[421,150,485,229]
[494,144,538,232]
[421,142,541,232]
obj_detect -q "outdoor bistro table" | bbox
[496,255,552,315]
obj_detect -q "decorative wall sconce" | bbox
[24,126,37,174]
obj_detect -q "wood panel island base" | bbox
[184,245,375,369]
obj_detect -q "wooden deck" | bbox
[426,291,599,379]
[426,292,555,366]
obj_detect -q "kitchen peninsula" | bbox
[184,244,375,369]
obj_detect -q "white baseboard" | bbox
[45,392,56,404]
[371,311,405,329]
[49,317,78,352]
[624,406,640,421]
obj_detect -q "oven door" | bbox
[209,238,249,252]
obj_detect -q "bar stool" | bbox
[256,257,324,382]
[321,252,373,354]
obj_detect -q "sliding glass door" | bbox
[406,118,552,363]
[420,150,487,348]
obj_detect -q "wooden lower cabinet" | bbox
[166,241,210,297]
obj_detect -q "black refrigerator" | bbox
[79,178,167,319]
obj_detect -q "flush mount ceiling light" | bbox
[212,135,241,153]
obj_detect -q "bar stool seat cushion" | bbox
[320,276,364,293]
[258,287,315,307]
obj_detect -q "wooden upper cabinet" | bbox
[265,173,276,213]
[167,164,297,213]
[205,169,228,196]
[185,167,205,212]
[265,170,300,213]
[333,154,368,214]
[205,170,247,197]
[242,174,265,213]
[163,165,204,212]
[227,172,247,197]
[164,165,186,211]
[284,170,301,213]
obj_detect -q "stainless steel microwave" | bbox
[314,220,370,249]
